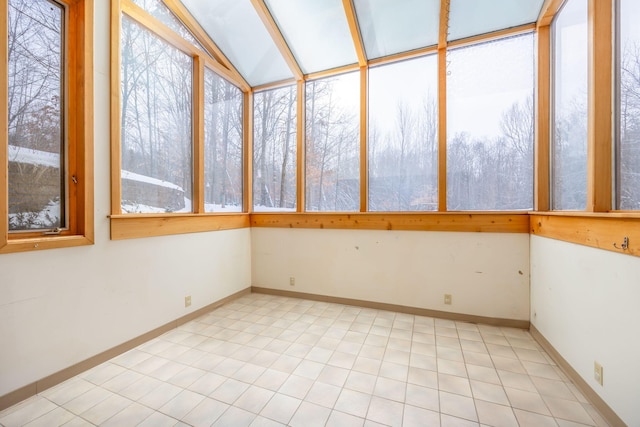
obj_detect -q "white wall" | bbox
[0,1,252,397]
[252,228,530,321]
[530,236,640,427]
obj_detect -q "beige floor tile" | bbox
[466,364,501,385]
[438,359,468,377]
[259,393,301,424]
[40,378,96,406]
[305,346,333,364]
[366,396,404,426]
[317,365,350,387]
[137,382,182,409]
[209,378,250,405]
[249,415,287,426]
[373,376,406,402]
[498,369,538,393]
[470,380,510,405]
[352,356,382,375]
[439,391,478,422]
[81,363,127,386]
[513,408,558,427]
[278,374,313,399]
[289,401,331,427]
[522,360,563,380]
[327,351,357,369]
[403,404,440,427]
[2,294,618,427]
[253,368,289,392]
[334,389,372,418]
[532,376,577,400]
[213,406,257,426]
[439,373,473,397]
[181,397,228,426]
[514,347,549,364]
[505,386,551,415]
[158,389,205,420]
[405,383,439,412]
[61,416,101,426]
[407,366,439,389]
[326,410,365,427]
[463,351,494,368]
[440,413,481,426]
[542,395,596,425]
[345,371,377,394]
[305,381,342,408]
[461,339,488,354]
[22,406,75,427]
[487,344,518,359]
[100,402,154,427]
[63,387,115,415]
[378,360,409,381]
[491,355,527,374]
[79,393,132,425]
[233,362,267,383]
[475,400,519,427]
[292,359,325,380]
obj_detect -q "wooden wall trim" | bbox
[110,214,250,240]
[0,288,251,412]
[586,0,613,212]
[530,325,626,427]
[251,212,530,233]
[530,214,640,257]
[535,25,551,211]
[252,287,530,329]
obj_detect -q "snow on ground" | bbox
[9,199,60,229]
[121,170,185,192]
[8,145,60,168]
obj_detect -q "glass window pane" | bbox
[306,73,360,212]
[8,0,64,231]
[120,16,193,213]
[448,0,544,41]
[447,34,535,211]
[354,0,439,59]
[181,0,293,86]
[204,69,244,212]
[265,0,357,74]
[253,86,297,212]
[130,0,209,55]
[369,56,438,211]
[618,0,640,209]
[552,0,588,210]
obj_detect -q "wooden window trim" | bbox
[110,0,249,240]
[1,0,94,254]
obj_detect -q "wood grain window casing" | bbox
[110,0,249,240]
[1,0,94,254]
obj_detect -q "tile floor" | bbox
[0,293,610,427]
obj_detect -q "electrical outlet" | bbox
[594,361,603,386]
[444,294,452,305]
[185,296,192,307]
[289,276,295,286]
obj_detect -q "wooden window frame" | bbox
[110,0,250,240]
[1,0,94,254]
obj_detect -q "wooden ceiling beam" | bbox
[162,0,249,89]
[538,0,566,27]
[342,0,367,67]
[250,0,304,81]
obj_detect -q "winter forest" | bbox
[6,0,640,231]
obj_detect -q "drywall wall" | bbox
[530,236,640,426]
[252,228,530,321]
[0,0,251,398]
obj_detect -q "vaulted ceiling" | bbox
[175,0,546,87]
